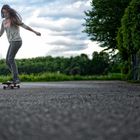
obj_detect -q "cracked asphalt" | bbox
[0,81,140,140]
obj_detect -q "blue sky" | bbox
[0,0,102,58]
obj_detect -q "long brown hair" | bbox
[1,4,22,25]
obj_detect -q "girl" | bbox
[0,4,41,84]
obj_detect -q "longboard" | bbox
[2,82,20,89]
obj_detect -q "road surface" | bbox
[0,81,140,140]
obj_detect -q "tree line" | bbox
[84,0,140,81]
[0,52,121,76]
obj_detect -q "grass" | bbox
[0,72,126,82]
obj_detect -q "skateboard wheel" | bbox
[11,86,14,89]
[3,86,6,89]
[17,85,20,88]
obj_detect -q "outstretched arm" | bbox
[20,23,41,36]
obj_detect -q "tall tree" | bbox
[90,51,110,75]
[117,0,140,80]
[83,0,131,50]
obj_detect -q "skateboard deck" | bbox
[2,82,20,89]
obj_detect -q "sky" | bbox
[0,0,103,59]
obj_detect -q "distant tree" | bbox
[0,53,119,76]
[90,51,110,75]
[108,53,122,73]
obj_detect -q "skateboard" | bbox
[2,81,20,89]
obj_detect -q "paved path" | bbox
[0,81,140,140]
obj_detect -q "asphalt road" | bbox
[0,81,140,140]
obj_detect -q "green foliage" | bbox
[117,0,140,80]
[108,53,122,73]
[89,51,110,75]
[0,52,122,78]
[83,0,131,49]
[118,0,140,54]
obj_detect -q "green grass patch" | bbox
[0,73,126,82]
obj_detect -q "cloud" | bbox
[47,39,87,50]
[38,1,90,19]
[49,30,87,40]
[28,17,83,32]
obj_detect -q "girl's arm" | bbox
[0,22,4,37]
[20,23,41,36]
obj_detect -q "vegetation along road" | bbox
[0,81,140,140]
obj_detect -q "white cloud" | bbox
[28,17,82,31]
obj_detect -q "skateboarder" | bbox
[0,4,41,84]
